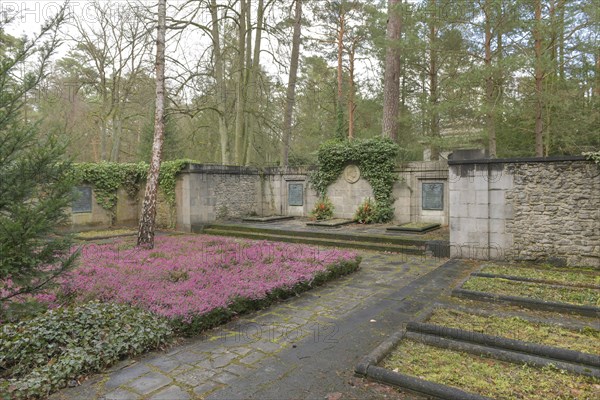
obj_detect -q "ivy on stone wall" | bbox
[71,160,193,215]
[309,138,400,222]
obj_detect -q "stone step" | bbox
[201,228,428,255]
[198,223,429,247]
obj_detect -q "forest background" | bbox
[3,0,599,166]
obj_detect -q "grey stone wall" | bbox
[176,162,451,229]
[449,157,600,267]
[394,161,449,225]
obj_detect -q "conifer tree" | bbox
[0,8,78,313]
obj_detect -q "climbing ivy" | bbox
[71,160,193,215]
[309,138,400,222]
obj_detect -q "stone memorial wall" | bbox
[449,156,600,267]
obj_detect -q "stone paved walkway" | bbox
[51,252,472,400]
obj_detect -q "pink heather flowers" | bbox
[49,235,358,321]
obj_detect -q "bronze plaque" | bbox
[422,183,443,210]
[72,186,92,213]
[288,183,303,206]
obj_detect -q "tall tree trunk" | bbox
[99,120,108,160]
[138,0,166,248]
[534,0,544,157]
[281,0,302,167]
[348,40,356,140]
[484,0,496,158]
[558,1,565,80]
[336,8,345,139]
[429,7,439,160]
[210,0,230,164]
[245,0,264,166]
[382,0,402,141]
[593,49,600,97]
[110,115,122,162]
[235,0,247,164]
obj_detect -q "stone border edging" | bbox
[405,332,600,378]
[241,215,294,223]
[76,232,136,241]
[471,272,600,290]
[436,302,600,331]
[355,330,405,375]
[365,365,493,400]
[354,329,492,400]
[407,322,600,368]
[452,289,600,317]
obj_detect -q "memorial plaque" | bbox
[422,182,443,210]
[72,186,92,213]
[288,183,304,206]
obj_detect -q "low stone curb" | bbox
[386,223,441,234]
[305,219,355,228]
[202,228,426,255]
[452,288,600,317]
[433,302,600,331]
[354,330,492,400]
[241,215,294,223]
[407,321,600,369]
[365,365,492,400]
[355,331,405,375]
[405,331,600,378]
[471,272,600,290]
[76,232,136,241]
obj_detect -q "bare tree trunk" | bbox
[235,0,247,165]
[138,0,166,248]
[382,0,401,141]
[336,7,345,139]
[210,0,230,164]
[534,0,544,157]
[245,0,264,166]
[594,50,600,97]
[281,0,302,167]
[110,114,122,162]
[348,40,356,140]
[99,120,108,160]
[484,0,496,158]
[429,8,440,160]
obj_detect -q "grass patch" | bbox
[443,297,600,326]
[480,264,599,287]
[383,340,600,399]
[462,277,600,306]
[427,308,600,354]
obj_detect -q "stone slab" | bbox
[305,218,354,228]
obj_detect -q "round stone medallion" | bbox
[343,164,361,184]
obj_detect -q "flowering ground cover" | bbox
[0,235,359,398]
[51,234,360,332]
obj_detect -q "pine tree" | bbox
[0,9,78,315]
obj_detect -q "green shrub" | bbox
[354,198,394,224]
[310,196,334,220]
[354,198,375,224]
[0,302,172,399]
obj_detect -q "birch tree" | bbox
[138,0,167,248]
